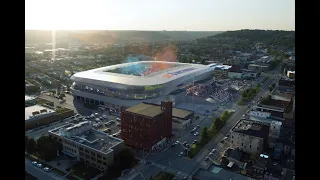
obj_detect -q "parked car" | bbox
[37,164,43,168]
[194,132,199,136]
[179,152,184,157]
[193,140,198,144]
[43,167,51,172]
[31,161,38,166]
[197,125,200,128]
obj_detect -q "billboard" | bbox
[163,67,197,78]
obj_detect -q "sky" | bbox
[25,0,295,31]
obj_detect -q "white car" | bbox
[43,167,51,172]
[37,164,43,168]
[31,161,38,166]
[194,132,199,136]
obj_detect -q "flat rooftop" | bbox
[126,103,163,118]
[49,123,123,154]
[125,102,192,118]
[25,95,36,102]
[232,120,269,139]
[25,105,55,121]
[172,108,193,119]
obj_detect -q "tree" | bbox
[201,127,209,140]
[117,148,135,170]
[214,117,224,130]
[26,138,37,154]
[37,136,62,161]
[221,111,230,121]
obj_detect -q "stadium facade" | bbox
[70,61,231,110]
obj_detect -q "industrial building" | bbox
[48,121,124,170]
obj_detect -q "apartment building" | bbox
[230,120,269,154]
[121,101,173,150]
[48,121,124,170]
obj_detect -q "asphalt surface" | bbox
[25,158,64,180]
[131,68,281,179]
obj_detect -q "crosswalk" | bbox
[176,171,188,178]
[152,162,166,170]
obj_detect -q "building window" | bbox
[79,152,84,156]
[102,157,106,160]
[97,154,102,159]
[97,160,102,164]
[79,147,83,151]
[250,145,252,148]
[91,157,96,161]
[257,147,259,150]
[232,136,233,139]
[91,152,96,156]
[85,154,90,158]
[103,162,107,165]
[231,140,233,144]
[85,149,89,153]
[242,143,243,146]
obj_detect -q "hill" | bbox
[199,29,295,49]
[25,30,223,44]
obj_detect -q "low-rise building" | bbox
[264,161,283,180]
[223,148,251,169]
[48,121,124,170]
[25,95,36,107]
[286,71,295,79]
[248,64,269,72]
[230,120,269,154]
[25,105,57,129]
[248,154,269,180]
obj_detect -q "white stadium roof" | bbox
[71,61,215,86]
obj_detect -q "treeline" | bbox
[188,111,233,158]
[25,136,62,161]
[211,29,295,49]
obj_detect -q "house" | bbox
[250,154,269,180]
[223,148,251,169]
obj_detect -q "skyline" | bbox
[26,0,295,31]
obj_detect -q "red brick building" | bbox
[120,101,172,150]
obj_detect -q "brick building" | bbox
[120,101,173,150]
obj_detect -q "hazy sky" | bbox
[25,0,295,31]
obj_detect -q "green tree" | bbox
[201,127,209,140]
[221,111,230,121]
[214,117,224,130]
[37,136,62,161]
[26,138,37,154]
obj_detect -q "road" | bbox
[25,158,64,180]
[132,68,281,179]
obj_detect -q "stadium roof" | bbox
[71,61,213,86]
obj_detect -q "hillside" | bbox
[199,29,295,49]
[25,30,223,44]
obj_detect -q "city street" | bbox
[25,158,64,180]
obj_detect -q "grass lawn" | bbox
[66,161,101,179]
[152,171,175,180]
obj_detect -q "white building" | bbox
[230,120,269,154]
[25,105,56,122]
[49,121,124,170]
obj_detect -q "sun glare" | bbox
[26,0,106,30]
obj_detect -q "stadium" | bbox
[70,61,231,110]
